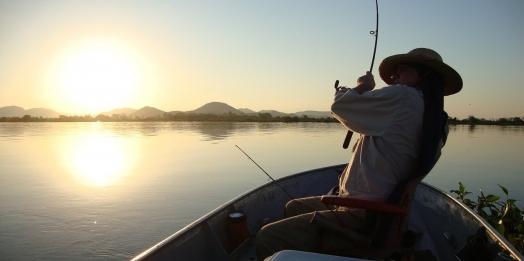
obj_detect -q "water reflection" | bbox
[190,122,258,141]
[136,123,163,136]
[0,122,27,138]
[0,122,56,140]
[448,124,524,136]
[61,134,135,187]
[1,122,523,261]
[468,124,476,134]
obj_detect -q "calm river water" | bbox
[0,122,523,260]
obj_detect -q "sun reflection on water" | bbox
[62,133,135,187]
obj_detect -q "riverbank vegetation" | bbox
[448,116,524,125]
[1,113,524,125]
[451,183,524,254]
[1,112,338,122]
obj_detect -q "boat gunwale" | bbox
[417,182,523,260]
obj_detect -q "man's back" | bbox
[331,85,424,203]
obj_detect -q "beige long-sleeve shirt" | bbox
[331,85,424,203]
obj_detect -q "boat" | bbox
[131,164,523,261]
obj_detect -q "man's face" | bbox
[392,65,420,87]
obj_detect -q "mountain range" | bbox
[0,106,62,118]
[0,102,333,119]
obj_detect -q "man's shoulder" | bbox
[380,84,414,91]
[373,85,420,96]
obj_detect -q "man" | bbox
[255,48,462,260]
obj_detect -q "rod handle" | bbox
[342,131,353,149]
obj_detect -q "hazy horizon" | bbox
[3,103,523,120]
[1,1,523,118]
[0,101,335,116]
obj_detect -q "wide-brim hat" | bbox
[378,48,462,96]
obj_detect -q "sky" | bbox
[0,0,523,119]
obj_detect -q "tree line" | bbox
[0,112,338,123]
[1,113,524,125]
[448,116,524,125]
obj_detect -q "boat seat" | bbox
[315,174,425,260]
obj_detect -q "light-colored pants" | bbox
[255,196,367,260]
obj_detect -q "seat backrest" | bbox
[380,174,425,250]
[370,79,449,256]
[324,175,425,259]
[374,84,448,248]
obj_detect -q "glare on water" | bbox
[60,134,135,187]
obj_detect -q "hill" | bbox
[0,103,333,119]
[99,108,137,117]
[26,108,62,118]
[187,102,244,115]
[294,110,333,118]
[132,106,166,118]
[0,106,61,118]
[259,110,292,117]
[0,106,25,117]
[238,108,257,114]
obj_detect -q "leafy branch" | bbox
[451,182,524,254]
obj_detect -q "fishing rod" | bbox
[369,0,379,73]
[235,145,294,200]
[337,0,379,149]
[235,145,347,227]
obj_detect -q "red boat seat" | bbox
[317,174,425,259]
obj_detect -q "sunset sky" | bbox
[1,0,523,119]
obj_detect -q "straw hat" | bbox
[378,48,463,96]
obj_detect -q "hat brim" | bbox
[378,54,463,96]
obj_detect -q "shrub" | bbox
[451,183,524,254]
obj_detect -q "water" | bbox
[0,122,522,260]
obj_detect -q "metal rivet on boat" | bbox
[229,212,244,219]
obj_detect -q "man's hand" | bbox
[335,86,349,95]
[353,71,375,94]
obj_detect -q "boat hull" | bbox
[131,164,523,261]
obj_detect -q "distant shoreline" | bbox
[1,114,523,126]
[0,113,338,123]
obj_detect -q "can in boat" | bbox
[227,211,249,252]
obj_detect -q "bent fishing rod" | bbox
[235,145,294,200]
[336,0,379,149]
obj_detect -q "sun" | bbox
[56,40,141,114]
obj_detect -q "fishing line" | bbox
[235,145,294,200]
[338,0,379,149]
[236,145,347,225]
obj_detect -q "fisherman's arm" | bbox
[331,72,403,136]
